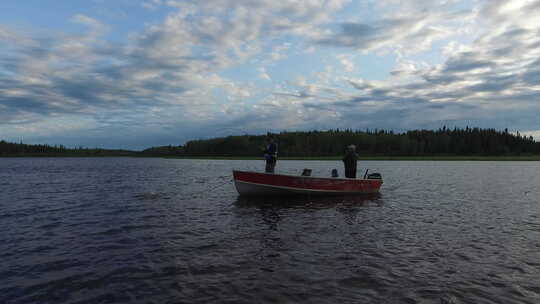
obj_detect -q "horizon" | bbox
[3,126,537,152]
[1,0,540,150]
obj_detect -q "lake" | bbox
[1,158,539,303]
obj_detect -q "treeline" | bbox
[0,140,182,157]
[0,140,136,157]
[140,145,184,156]
[181,127,540,157]
[3,127,539,157]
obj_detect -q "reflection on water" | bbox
[235,194,383,230]
[234,193,383,209]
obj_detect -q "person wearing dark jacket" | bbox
[343,144,358,178]
[264,136,278,173]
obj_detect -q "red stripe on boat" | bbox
[233,170,382,195]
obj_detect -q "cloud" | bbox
[1,0,540,149]
[442,54,494,73]
[1,1,352,146]
[142,0,163,10]
[270,43,290,61]
[270,0,540,134]
[257,67,271,81]
[313,3,472,55]
[336,54,354,72]
[71,14,108,34]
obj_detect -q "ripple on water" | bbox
[1,158,540,303]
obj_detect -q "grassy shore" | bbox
[3,154,540,161]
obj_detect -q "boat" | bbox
[233,170,383,196]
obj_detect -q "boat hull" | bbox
[233,170,382,196]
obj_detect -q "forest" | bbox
[2,127,539,157]
[0,141,136,157]
[180,127,540,157]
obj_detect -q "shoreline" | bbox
[3,155,540,161]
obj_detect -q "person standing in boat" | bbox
[264,136,278,173]
[343,144,358,178]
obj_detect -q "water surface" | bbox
[1,158,539,303]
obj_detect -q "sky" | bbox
[1,0,539,150]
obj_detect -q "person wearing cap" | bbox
[342,144,358,178]
[264,136,278,173]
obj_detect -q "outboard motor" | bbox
[331,169,338,177]
[301,169,312,176]
[367,172,382,180]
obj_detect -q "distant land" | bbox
[0,141,138,157]
[2,127,540,160]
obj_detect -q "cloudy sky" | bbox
[1,0,539,150]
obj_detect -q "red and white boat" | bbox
[233,170,383,196]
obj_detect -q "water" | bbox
[1,158,539,304]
